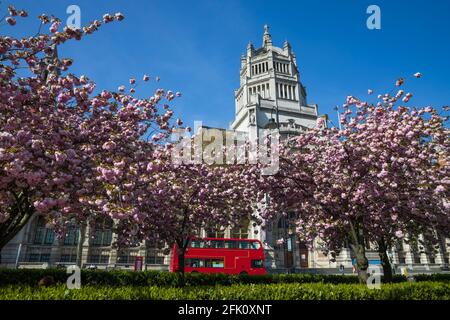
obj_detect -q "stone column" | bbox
[138,243,146,270]
[402,241,414,269]
[337,247,353,268]
[80,224,90,267]
[418,235,429,268]
[108,230,118,267]
[434,235,447,267]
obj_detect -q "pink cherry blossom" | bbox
[259,81,449,283]
[395,230,404,238]
[103,14,114,23]
[49,21,60,33]
[0,7,181,258]
[6,17,16,26]
[115,13,125,21]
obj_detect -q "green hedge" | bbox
[0,282,449,300]
[0,269,448,287]
[413,273,450,282]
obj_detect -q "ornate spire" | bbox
[262,24,272,48]
[283,39,291,55]
[247,41,254,57]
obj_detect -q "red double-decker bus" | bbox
[170,237,267,275]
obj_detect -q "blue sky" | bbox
[4,0,450,128]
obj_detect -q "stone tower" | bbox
[230,25,321,138]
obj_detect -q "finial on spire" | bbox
[247,42,254,57]
[283,39,291,55]
[262,24,272,48]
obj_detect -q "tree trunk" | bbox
[377,238,393,283]
[348,221,369,283]
[0,193,34,265]
[176,238,190,286]
[177,248,186,275]
[351,243,369,283]
[76,222,87,268]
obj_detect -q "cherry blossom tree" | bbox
[0,6,179,263]
[120,141,263,276]
[261,77,449,282]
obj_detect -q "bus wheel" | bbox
[240,271,248,275]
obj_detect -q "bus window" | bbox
[190,240,201,248]
[212,259,224,268]
[205,259,224,268]
[225,240,236,249]
[250,241,261,250]
[251,259,264,268]
[185,258,204,267]
[192,240,209,248]
[238,241,249,249]
[202,240,212,248]
[211,240,224,248]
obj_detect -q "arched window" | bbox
[33,216,55,245]
[63,224,79,246]
[90,219,113,247]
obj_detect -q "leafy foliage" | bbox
[4,269,450,287]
